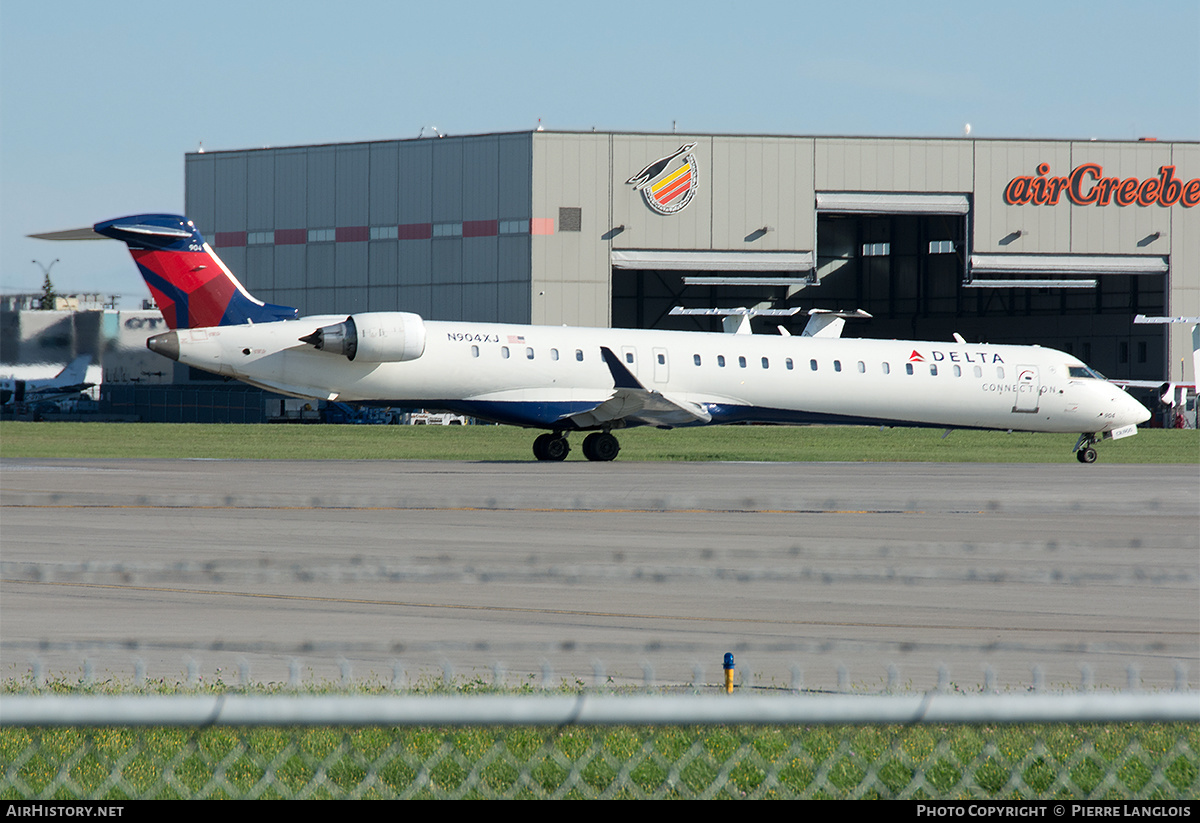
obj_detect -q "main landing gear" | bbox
[532,431,621,462]
[1073,433,1099,464]
[533,432,570,461]
[582,431,620,462]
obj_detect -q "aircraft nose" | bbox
[1118,388,1152,426]
[1129,395,1152,425]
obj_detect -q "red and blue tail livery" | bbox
[93,214,297,329]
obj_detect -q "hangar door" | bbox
[813,192,970,339]
[966,253,1167,383]
[813,191,1165,382]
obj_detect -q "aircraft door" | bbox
[1012,365,1040,413]
[652,347,669,384]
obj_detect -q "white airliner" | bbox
[39,214,1151,462]
[0,356,93,406]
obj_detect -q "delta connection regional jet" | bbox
[36,214,1150,462]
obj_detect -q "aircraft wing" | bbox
[237,377,339,401]
[27,383,94,399]
[1110,380,1196,389]
[564,347,714,429]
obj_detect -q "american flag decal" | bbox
[508,334,526,344]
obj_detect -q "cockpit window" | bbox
[1068,365,1106,380]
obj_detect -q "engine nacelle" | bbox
[1159,382,1176,407]
[300,312,426,362]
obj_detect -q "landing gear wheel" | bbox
[533,432,570,461]
[582,432,620,462]
[1072,433,1101,465]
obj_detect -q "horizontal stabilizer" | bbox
[669,306,803,335]
[106,221,194,239]
[28,227,104,241]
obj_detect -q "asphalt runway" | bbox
[2,458,1196,692]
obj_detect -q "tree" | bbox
[33,259,59,309]
[40,272,58,309]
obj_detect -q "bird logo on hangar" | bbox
[627,143,699,215]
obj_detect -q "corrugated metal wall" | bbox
[186,134,534,323]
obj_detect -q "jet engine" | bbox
[300,312,426,362]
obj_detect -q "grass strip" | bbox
[2,421,1196,463]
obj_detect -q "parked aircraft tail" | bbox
[0,355,94,406]
[54,354,92,387]
[92,215,298,330]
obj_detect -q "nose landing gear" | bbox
[1073,433,1100,464]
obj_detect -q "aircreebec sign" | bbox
[1004,163,1200,208]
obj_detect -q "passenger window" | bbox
[694,354,701,366]
[786,358,793,370]
[501,347,510,359]
[953,365,961,377]
[857,361,865,373]
[471,345,479,357]
[930,364,938,376]
[973,365,982,378]
[551,348,559,361]
[738,356,747,368]
[996,366,1005,379]
[762,357,769,369]
[717,355,726,367]
[576,349,584,362]
[625,352,634,364]
[882,362,890,375]
[526,347,534,360]
[905,363,914,375]
[810,359,818,371]
[657,353,665,365]
[834,360,842,372]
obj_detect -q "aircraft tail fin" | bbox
[54,355,92,386]
[93,214,298,329]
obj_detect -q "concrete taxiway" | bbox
[2,459,1196,691]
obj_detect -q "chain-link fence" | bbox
[3,692,1197,799]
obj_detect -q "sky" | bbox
[2,0,1197,305]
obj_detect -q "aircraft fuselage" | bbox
[149,316,1149,435]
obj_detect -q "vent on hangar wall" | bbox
[558,207,582,232]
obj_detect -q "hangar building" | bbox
[184,131,1199,389]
